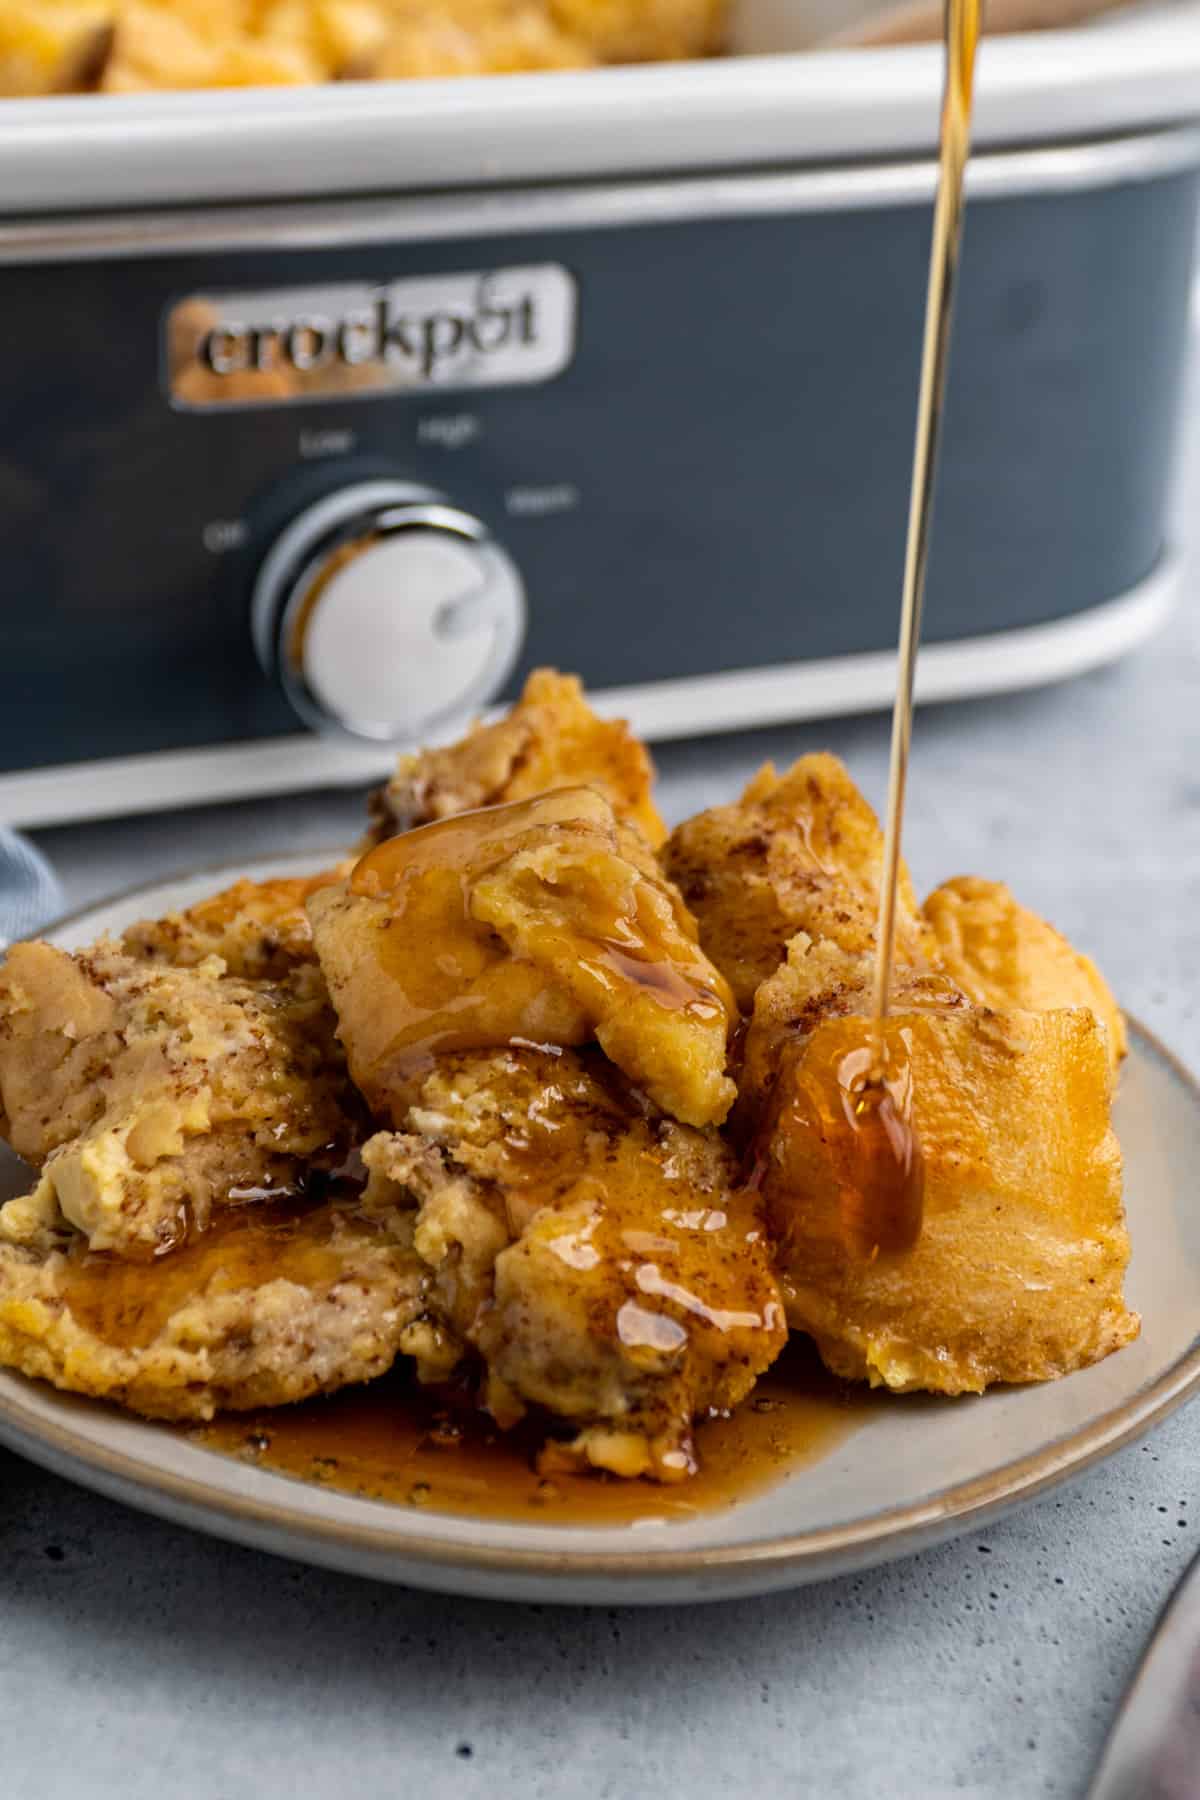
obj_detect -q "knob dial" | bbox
[252,480,525,744]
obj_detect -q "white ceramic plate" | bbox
[1,856,1198,1606]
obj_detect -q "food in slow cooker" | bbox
[0,671,1136,1487]
[0,0,728,94]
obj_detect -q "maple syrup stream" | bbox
[873,0,981,1032]
[842,0,981,1253]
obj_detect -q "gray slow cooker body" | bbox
[0,125,1197,820]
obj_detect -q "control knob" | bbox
[252,480,525,743]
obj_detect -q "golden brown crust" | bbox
[361,1045,785,1479]
[923,875,1127,1071]
[0,3,113,95]
[0,939,358,1256]
[662,754,934,1012]
[370,669,667,851]
[311,788,735,1130]
[123,868,349,981]
[361,2,588,76]
[746,938,1137,1394]
[0,1199,436,1420]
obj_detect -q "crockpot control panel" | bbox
[250,480,525,744]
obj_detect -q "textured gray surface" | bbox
[5,399,1200,1800]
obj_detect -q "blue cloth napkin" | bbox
[0,827,64,949]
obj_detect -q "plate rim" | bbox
[1,859,1198,1587]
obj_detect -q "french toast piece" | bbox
[309,788,736,1130]
[368,668,667,850]
[0,1195,440,1420]
[662,754,934,1012]
[733,933,965,1135]
[0,940,358,1258]
[923,875,1126,1072]
[361,1045,785,1480]
[123,867,349,981]
[745,939,1137,1395]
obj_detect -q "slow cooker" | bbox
[2,1,1198,824]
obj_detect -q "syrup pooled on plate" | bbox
[195,1341,870,1526]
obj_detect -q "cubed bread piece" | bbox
[361,1045,784,1480]
[662,754,934,1011]
[310,787,735,1129]
[369,668,666,850]
[755,958,1136,1393]
[733,932,967,1137]
[361,3,588,76]
[0,940,357,1257]
[0,1196,437,1420]
[124,868,348,981]
[255,0,390,76]
[100,3,319,89]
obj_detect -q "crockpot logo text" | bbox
[170,266,576,408]
[201,291,538,381]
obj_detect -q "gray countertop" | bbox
[5,531,1200,1796]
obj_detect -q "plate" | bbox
[1,855,1198,1606]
